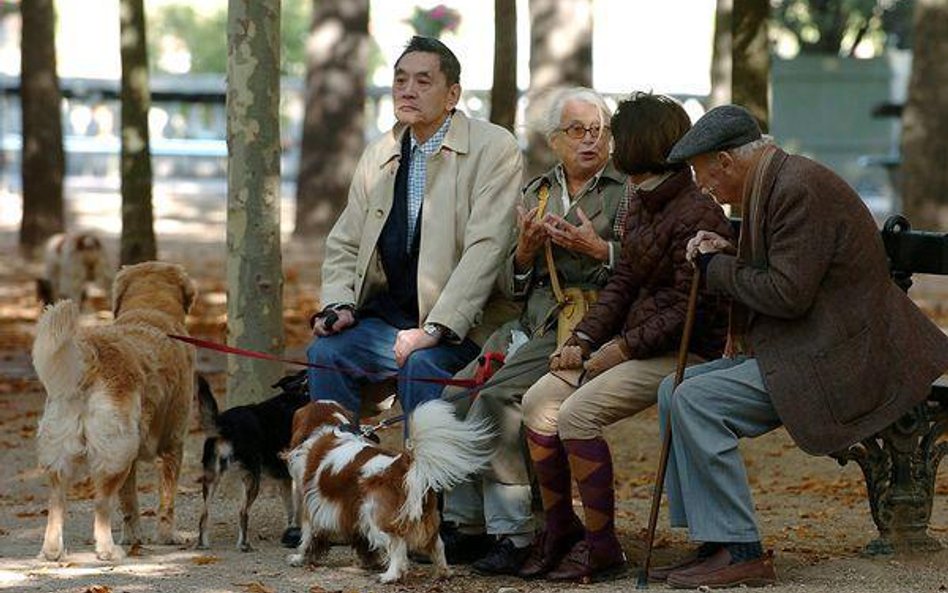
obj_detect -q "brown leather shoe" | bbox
[518,528,584,579]
[666,547,776,589]
[546,539,628,583]
[648,542,721,582]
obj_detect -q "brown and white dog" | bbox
[37,231,112,306]
[32,261,197,561]
[284,399,495,583]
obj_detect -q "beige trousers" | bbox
[522,354,688,440]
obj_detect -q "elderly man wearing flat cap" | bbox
[649,104,948,589]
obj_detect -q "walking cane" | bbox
[636,267,702,589]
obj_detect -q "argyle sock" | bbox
[526,428,581,538]
[563,437,619,550]
[724,541,763,563]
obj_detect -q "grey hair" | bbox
[728,135,775,159]
[539,87,612,139]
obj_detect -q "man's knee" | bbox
[557,397,597,441]
[307,335,343,364]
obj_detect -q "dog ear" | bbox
[111,265,131,316]
[181,276,197,313]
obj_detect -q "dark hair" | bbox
[611,92,691,175]
[394,36,461,86]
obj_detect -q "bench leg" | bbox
[832,400,947,555]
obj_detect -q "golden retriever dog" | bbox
[283,399,494,583]
[32,261,197,561]
[37,231,112,306]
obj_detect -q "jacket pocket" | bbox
[811,324,897,425]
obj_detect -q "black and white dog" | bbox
[196,371,309,551]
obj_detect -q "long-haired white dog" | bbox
[38,231,112,306]
[32,262,196,561]
[284,399,495,583]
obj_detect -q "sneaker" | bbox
[471,536,533,575]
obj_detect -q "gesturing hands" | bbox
[514,205,549,270]
[544,207,609,261]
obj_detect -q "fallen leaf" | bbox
[83,586,112,593]
[192,555,220,565]
[234,582,275,593]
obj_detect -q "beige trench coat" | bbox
[320,111,523,344]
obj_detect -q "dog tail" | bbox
[196,374,221,437]
[400,399,495,521]
[32,300,85,398]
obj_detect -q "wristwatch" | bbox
[422,322,444,340]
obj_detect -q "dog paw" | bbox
[38,546,65,562]
[238,541,254,553]
[287,553,305,567]
[95,544,126,562]
[155,530,187,546]
[281,527,302,548]
[378,571,403,584]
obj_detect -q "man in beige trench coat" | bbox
[305,36,522,418]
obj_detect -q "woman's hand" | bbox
[583,337,631,379]
[514,205,549,270]
[543,208,609,261]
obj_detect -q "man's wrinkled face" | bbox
[550,100,611,182]
[689,151,739,205]
[392,51,460,138]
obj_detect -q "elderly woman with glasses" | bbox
[437,87,632,576]
[517,92,733,583]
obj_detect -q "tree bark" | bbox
[731,0,770,132]
[292,0,369,238]
[119,0,157,265]
[490,0,517,133]
[710,0,733,108]
[19,0,65,258]
[226,0,285,405]
[899,0,948,229]
[525,0,592,177]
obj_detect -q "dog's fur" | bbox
[38,231,112,306]
[196,372,309,551]
[284,399,495,583]
[32,261,197,561]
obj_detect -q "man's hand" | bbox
[543,208,609,261]
[549,335,590,371]
[393,328,439,367]
[685,230,734,263]
[583,337,630,380]
[514,205,549,270]
[311,308,356,337]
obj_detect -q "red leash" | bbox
[168,333,482,388]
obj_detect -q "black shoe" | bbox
[411,523,495,565]
[280,526,302,548]
[472,536,533,575]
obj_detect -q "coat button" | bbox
[375,209,384,218]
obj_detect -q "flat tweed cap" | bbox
[667,104,762,163]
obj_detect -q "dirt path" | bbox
[0,208,946,592]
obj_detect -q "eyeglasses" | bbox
[559,123,610,140]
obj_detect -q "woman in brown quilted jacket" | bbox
[517,92,733,583]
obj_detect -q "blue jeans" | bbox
[306,316,480,421]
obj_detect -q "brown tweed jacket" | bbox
[706,148,948,455]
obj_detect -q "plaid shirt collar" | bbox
[410,112,453,156]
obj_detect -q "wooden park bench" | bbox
[830,214,948,555]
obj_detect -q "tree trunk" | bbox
[226,0,285,405]
[710,0,733,108]
[490,0,517,132]
[525,0,592,177]
[19,0,65,258]
[899,0,948,229]
[292,0,369,238]
[119,0,157,265]
[731,0,770,132]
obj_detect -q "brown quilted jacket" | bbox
[574,168,731,360]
